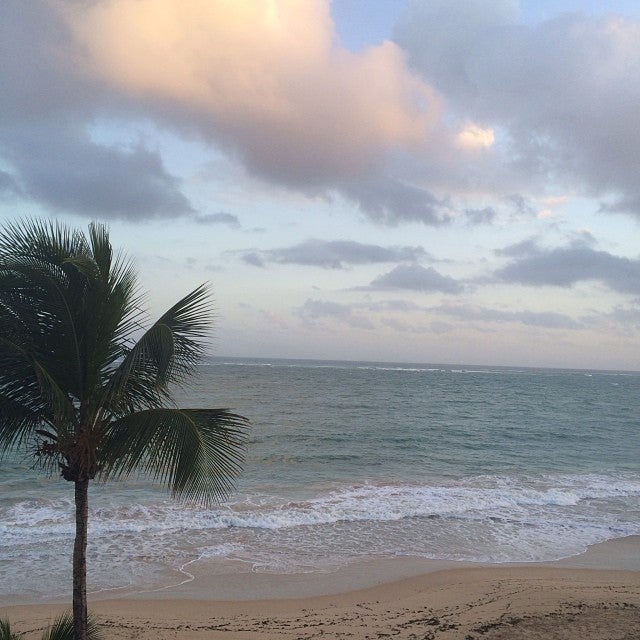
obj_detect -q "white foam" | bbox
[2,472,639,600]
[3,473,638,539]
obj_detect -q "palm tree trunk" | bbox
[73,479,89,640]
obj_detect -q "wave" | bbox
[2,472,640,601]
[3,473,639,540]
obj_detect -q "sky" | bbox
[1,1,640,370]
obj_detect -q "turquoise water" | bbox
[1,358,639,602]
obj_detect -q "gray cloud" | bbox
[395,1,640,217]
[297,299,374,329]
[607,305,640,329]
[343,179,452,225]
[0,2,193,220]
[369,264,464,293]
[494,237,540,258]
[465,206,497,225]
[380,317,432,334]
[361,297,580,330]
[495,242,640,294]
[195,212,241,228]
[570,229,598,247]
[243,239,428,270]
[0,2,98,122]
[298,295,582,334]
[434,302,582,330]
[364,299,427,313]
[505,194,537,217]
[0,124,192,220]
[0,169,21,198]
[242,252,265,267]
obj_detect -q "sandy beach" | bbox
[4,544,640,640]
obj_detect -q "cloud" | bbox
[297,295,581,335]
[242,252,265,267]
[494,237,540,258]
[456,123,495,150]
[297,299,374,329]
[495,241,640,294]
[6,0,640,228]
[0,124,192,219]
[364,299,426,313]
[57,0,444,223]
[243,239,428,269]
[395,1,640,217]
[343,178,451,225]
[380,317,433,334]
[434,302,582,330]
[195,212,241,228]
[504,194,537,217]
[0,170,21,198]
[0,2,194,220]
[369,264,463,293]
[607,305,640,329]
[464,206,497,225]
[0,2,96,121]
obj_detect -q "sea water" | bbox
[1,358,639,603]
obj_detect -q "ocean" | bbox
[1,357,640,604]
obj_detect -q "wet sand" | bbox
[3,538,640,639]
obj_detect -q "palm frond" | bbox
[0,224,90,402]
[0,335,76,457]
[0,399,42,455]
[101,284,212,415]
[0,219,140,420]
[153,283,212,378]
[103,255,143,352]
[0,613,103,640]
[99,407,249,504]
[0,618,20,640]
[100,323,176,415]
[41,611,102,640]
[87,222,112,280]
[0,218,89,269]
[30,360,78,428]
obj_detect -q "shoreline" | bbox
[3,564,639,639]
[2,537,640,639]
[2,536,639,607]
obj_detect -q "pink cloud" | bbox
[64,0,441,187]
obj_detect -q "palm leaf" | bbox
[41,611,102,640]
[0,618,20,640]
[0,335,76,455]
[0,397,42,454]
[101,284,212,415]
[0,219,88,273]
[99,408,249,504]
[0,227,88,403]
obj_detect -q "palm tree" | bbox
[0,220,249,640]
